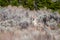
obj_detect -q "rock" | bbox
[19,21,29,29]
[0,6,60,40]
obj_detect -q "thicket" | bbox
[0,0,60,10]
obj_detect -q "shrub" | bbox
[0,0,60,10]
[58,24,60,28]
[10,0,19,6]
[0,0,9,6]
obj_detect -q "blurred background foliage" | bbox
[0,0,60,10]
